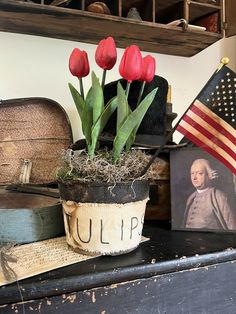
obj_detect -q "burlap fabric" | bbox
[62,198,149,255]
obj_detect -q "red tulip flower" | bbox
[95,36,117,70]
[69,48,90,79]
[119,45,142,84]
[69,48,90,99]
[137,55,156,106]
[140,55,156,82]
[95,36,117,88]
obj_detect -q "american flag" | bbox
[176,65,236,175]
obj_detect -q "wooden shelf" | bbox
[2,222,236,313]
[189,1,221,22]
[0,0,223,57]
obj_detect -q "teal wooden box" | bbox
[0,190,64,244]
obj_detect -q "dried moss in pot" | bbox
[57,149,151,183]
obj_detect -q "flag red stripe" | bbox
[182,115,236,160]
[186,104,236,151]
[177,125,236,175]
[191,103,236,144]
[178,119,235,166]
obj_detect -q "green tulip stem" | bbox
[101,69,107,89]
[125,81,131,98]
[137,81,146,106]
[79,78,84,100]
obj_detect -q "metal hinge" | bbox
[223,22,228,30]
[19,159,32,184]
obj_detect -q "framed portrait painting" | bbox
[170,147,236,232]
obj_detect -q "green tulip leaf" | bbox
[81,100,93,148]
[69,82,89,139]
[86,71,104,125]
[69,81,92,149]
[90,96,118,154]
[80,72,102,151]
[68,82,85,121]
[125,106,134,151]
[76,85,92,147]
[126,86,158,150]
[113,87,158,163]
[116,82,129,132]
[82,72,104,154]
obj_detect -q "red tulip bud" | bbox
[140,55,156,82]
[95,37,117,70]
[69,48,90,78]
[119,45,142,83]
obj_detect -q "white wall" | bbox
[0,31,235,143]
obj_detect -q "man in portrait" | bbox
[183,159,236,230]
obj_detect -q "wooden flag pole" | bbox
[139,57,229,177]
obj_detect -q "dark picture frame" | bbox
[170,147,236,232]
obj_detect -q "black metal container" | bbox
[58,179,149,204]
